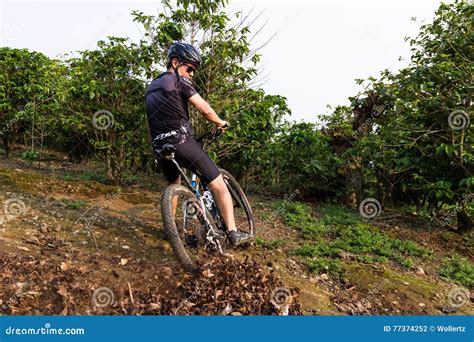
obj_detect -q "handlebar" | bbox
[196,122,229,143]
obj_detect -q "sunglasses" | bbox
[182,64,196,73]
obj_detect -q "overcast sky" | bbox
[1,0,445,122]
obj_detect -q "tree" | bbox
[321,0,473,231]
[0,48,59,158]
[60,37,151,182]
[132,0,285,179]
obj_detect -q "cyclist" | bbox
[145,42,252,246]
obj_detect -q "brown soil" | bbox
[0,152,472,316]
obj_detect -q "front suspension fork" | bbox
[168,155,224,253]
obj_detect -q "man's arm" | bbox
[189,93,227,127]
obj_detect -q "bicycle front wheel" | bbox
[161,184,218,273]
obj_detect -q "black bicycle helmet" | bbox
[167,42,202,67]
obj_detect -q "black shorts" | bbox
[156,137,221,184]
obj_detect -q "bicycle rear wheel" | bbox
[161,184,221,273]
[220,169,256,238]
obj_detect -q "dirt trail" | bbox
[0,155,472,315]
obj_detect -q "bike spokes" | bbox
[221,170,255,237]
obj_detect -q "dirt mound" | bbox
[173,256,302,315]
[0,250,302,315]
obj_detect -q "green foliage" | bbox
[132,1,291,182]
[283,201,432,276]
[62,171,109,184]
[79,171,109,183]
[295,243,340,258]
[62,198,86,210]
[307,257,344,277]
[280,201,313,226]
[250,122,342,196]
[0,1,471,233]
[318,0,473,229]
[21,150,39,161]
[395,257,414,269]
[439,254,474,288]
[255,237,286,250]
[60,36,151,183]
[215,91,290,181]
[318,205,361,226]
[0,48,63,158]
[62,173,75,182]
[334,225,432,259]
[0,0,289,184]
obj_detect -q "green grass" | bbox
[439,254,474,288]
[62,198,86,210]
[280,201,433,277]
[318,205,361,226]
[277,201,331,238]
[333,224,432,259]
[258,211,272,220]
[21,150,39,161]
[62,171,108,183]
[255,237,286,250]
[307,257,344,276]
[62,173,75,181]
[121,173,140,185]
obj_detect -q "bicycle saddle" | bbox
[159,143,177,157]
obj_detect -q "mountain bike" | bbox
[159,130,255,273]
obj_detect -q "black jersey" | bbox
[145,72,197,139]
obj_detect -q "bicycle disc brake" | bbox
[182,197,225,253]
[202,190,215,211]
[181,199,206,246]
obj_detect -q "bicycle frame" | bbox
[162,151,226,253]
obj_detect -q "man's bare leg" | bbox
[207,174,236,231]
[170,175,181,218]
